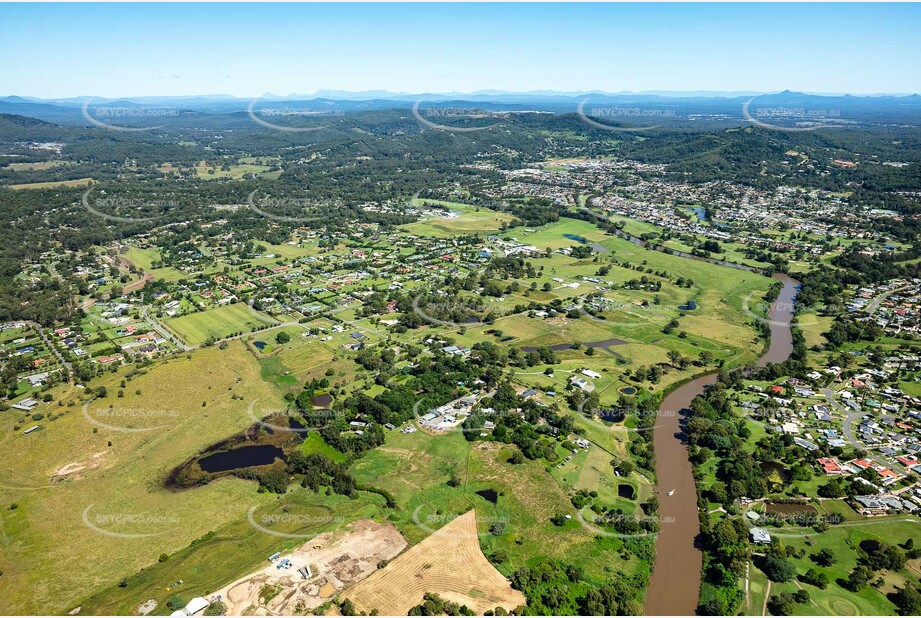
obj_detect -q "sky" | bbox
[1,3,919,98]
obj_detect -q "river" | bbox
[644,273,799,615]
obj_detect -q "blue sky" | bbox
[1,3,919,98]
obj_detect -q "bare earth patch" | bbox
[345,510,525,615]
[210,518,406,615]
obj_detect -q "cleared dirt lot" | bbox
[345,510,525,615]
[211,518,406,615]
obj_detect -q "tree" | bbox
[758,555,797,583]
[275,331,291,344]
[817,478,845,498]
[812,548,836,567]
[339,598,357,616]
[846,565,872,591]
[893,586,921,616]
[767,592,795,616]
[799,568,829,589]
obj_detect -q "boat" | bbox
[667,489,675,496]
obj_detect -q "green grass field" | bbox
[5,160,76,171]
[0,343,287,614]
[77,488,382,615]
[120,246,187,282]
[7,177,93,190]
[401,200,515,237]
[165,304,275,346]
[738,507,921,616]
[349,428,650,591]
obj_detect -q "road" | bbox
[828,388,911,475]
[2,320,74,383]
[140,306,193,352]
[26,320,73,383]
[865,285,911,315]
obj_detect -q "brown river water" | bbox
[644,274,799,615]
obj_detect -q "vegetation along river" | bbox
[644,273,799,615]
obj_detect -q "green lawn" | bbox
[742,515,921,616]
[401,200,515,237]
[76,489,382,615]
[165,303,275,345]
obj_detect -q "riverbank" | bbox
[644,274,800,615]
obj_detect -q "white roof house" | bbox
[184,597,209,616]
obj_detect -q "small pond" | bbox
[618,484,637,500]
[198,444,285,473]
[598,408,626,423]
[764,502,817,516]
[311,393,333,407]
[476,489,498,504]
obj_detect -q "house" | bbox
[27,373,48,387]
[817,457,846,475]
[12,398,39,412]
[750,527,772,544]
[581,369,602,379]
[877,468,902,485]
[793,437,818,451]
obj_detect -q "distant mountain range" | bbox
[5,89,919,105]
[2,90,920,128]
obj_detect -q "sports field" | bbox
[165,303,275,345]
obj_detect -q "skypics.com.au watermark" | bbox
[411,398,519,435]
[82,504,179,538]
[246,189,328,224]
[742,98,844,132]
[577,99,675,133]
[574,296,692,328]
[247,506,344,539]
[740,295,857,330]
[247,98,341,133]
[577,509,672,539]
[411,296,492,328]
[82,188,177,223]
[574,399,676,434]
[82,404,180,433]
[411,507,511,538]
[412,99,501,133]
[82,99,178,132]
[246,402,348,434]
